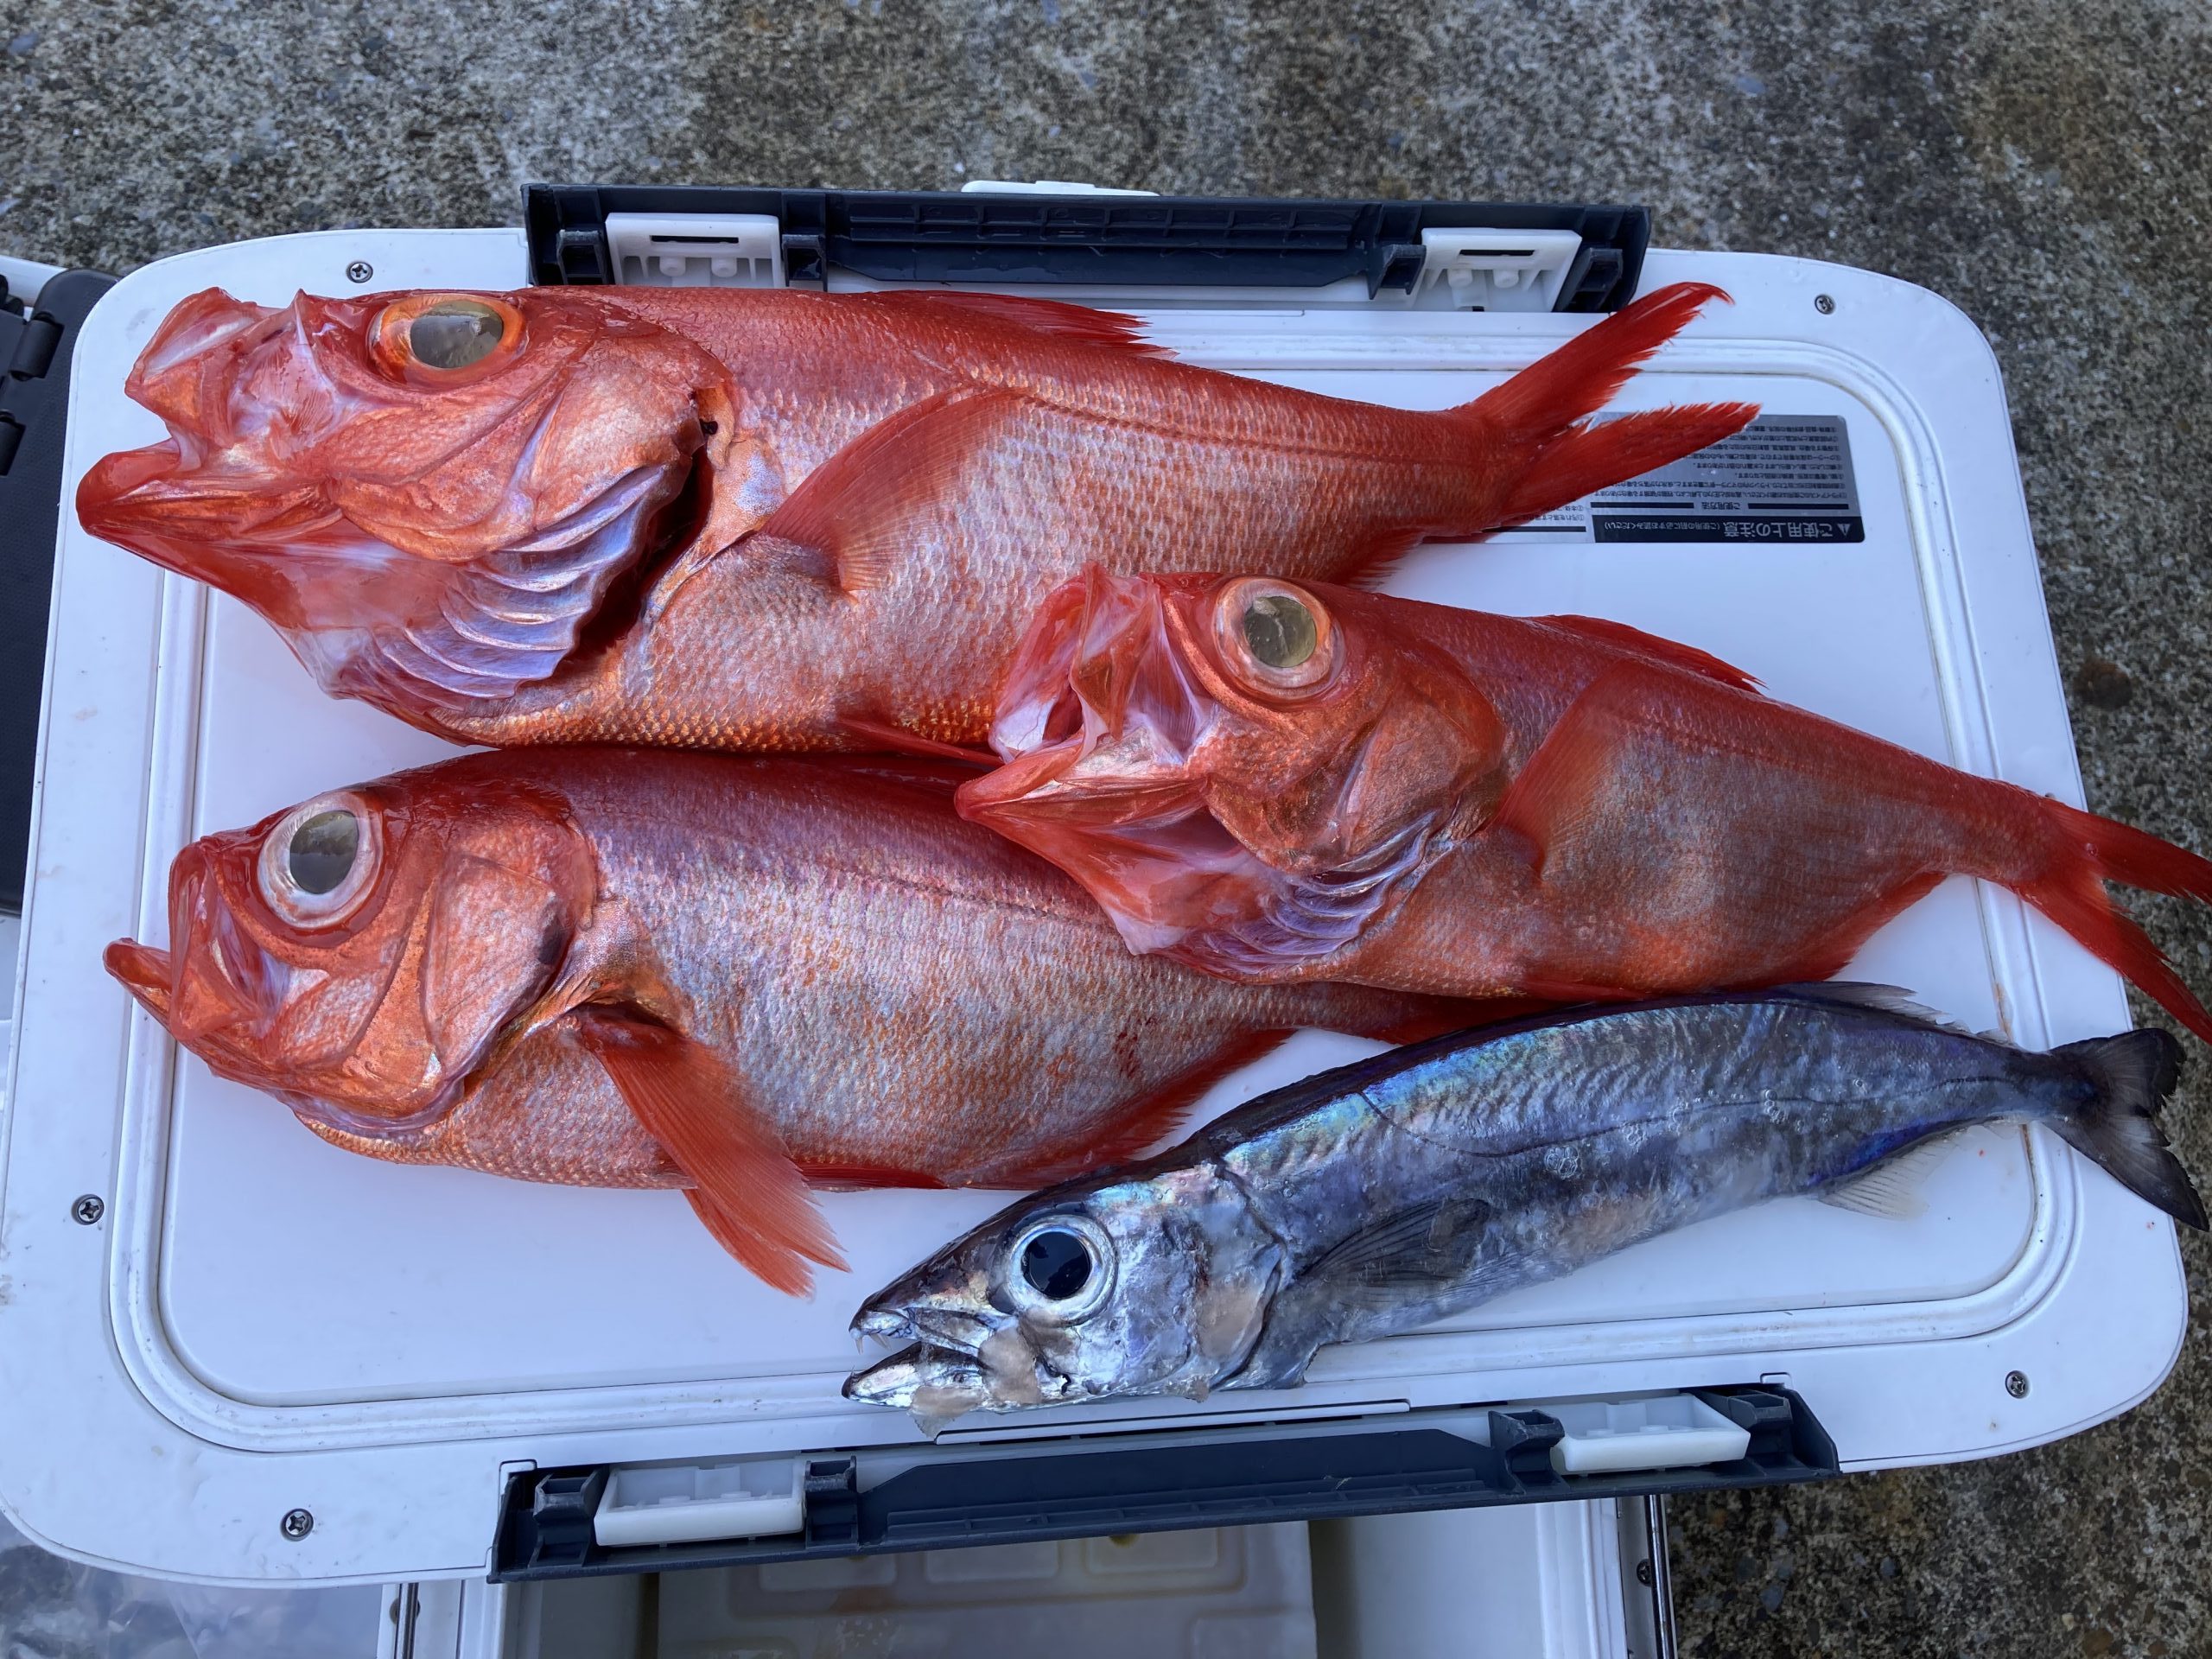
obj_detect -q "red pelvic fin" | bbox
[574,1009,845,1294]
[1535,613,1764,694]
[750,387,1017,594]
[861,290,1172,358]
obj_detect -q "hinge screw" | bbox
[281,1508,315,1540]
[70,1194,104,1225]
[2005,1370,2030,1398]
[346,261,374,284]
[1637,1558,1655,1586]
[1814,293,1836,315]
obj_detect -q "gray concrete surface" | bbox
[4,1,2209,1653]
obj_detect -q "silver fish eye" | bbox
[256,791,382,929]
[407,298,507,371]
[1005,1214,1116,1323]
[1242,593,1317,670]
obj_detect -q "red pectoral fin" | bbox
[749,386,1019,593]
[1489,672,1652,880]
[572,1010,844,1295]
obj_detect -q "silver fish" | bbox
[845,987,2202,1423]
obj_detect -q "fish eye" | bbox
[1006,1214,1116,1321]
[1212,578,1339,693]
[408,299,507,370]
[370,294,522,380]
[256,791,383,928]
[1020,1228,1094,1300]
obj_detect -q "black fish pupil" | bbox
[288,809,359,895]
[409,301,505,371]
[1242,594,1317,670]
[1020,1229,1093,1300]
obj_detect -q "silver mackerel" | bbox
[846,986,2202,1422]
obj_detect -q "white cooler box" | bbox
[0,187,2183,1637]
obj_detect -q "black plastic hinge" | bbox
[522,184,1650,312]
[803,1458,860,1547]
[8,315,60,380]
[488,1383,1840,1583]
[1487,1408,1568,1490]
[0,269,117,914]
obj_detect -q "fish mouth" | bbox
[78,284,717,718]
[842,1344,994,1423]
[956,567,1435,975]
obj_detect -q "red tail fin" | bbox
[1459,282,1758,526]
[2016,798,2212,1043]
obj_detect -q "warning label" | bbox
[1518,415,1866,544]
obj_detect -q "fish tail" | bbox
[2047,1027,2205,1228]
[1457,282,1758,526]
[2006,796,2212,1045]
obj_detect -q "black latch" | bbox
[803,1458,860,1548]
[524,184,1649,311]
[0,268,117,915]
[488,1383,1840,1583]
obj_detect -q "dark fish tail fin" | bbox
[1454,282,1758,527]
[2008,797,2212,1045]
[2049,1027,2205,1229]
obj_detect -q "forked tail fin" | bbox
[2048,1027,2204,1227]
[1457,282,1758,526]
[2011,797,2212,1045]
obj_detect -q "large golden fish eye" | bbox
[1212,578,1339,694]
[257,791,383,928]
[408,299,507,371]
[370,293,523,380]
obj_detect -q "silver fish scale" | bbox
[1211,994,2063,1388]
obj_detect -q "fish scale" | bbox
[106,748,1471,1292]
[846,989,2203,1419]
[79,281,1754,756]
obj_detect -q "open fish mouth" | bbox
[842,1343,993,1418]
[955,567,1440,974]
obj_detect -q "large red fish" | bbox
[102,750,1472,1294]
[957,568,2212,1040]
[77,282,1752,754]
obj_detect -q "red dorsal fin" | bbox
[573,1009,845,1295]
[749,386,1018,594]
[1535,614,1764,693]
[967,1030,1294,1187]
[862,290,1171,359]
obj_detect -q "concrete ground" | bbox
[4,2,2209,1653]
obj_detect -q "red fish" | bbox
[77,282,1753,755]
[958,568,2212,1040]
[102,748,1473,1293]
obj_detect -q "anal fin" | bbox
[573,1009,844,1295]
[1816,1132,1962,1220]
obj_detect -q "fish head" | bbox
[103,764,599,1135]
[77,286,749,717]
[844,1165,1287,1422]
[957,566,1510,971]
